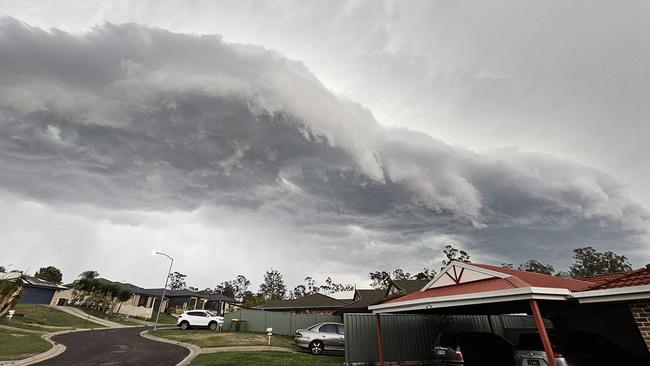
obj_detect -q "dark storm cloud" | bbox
[0,18,647,266]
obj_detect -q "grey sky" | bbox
[0,1,648,290]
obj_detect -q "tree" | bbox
[518,260,555,275]
[369,271,391,289]
[304,276,318,294]
[413,268,436,280]
[501,263,514,269]
[241,290,266,307]
[214,275,250,301]
[369,269,412,289]
[567,247,632,278]
[320,277,354,294]
[231,275,251,301]
[34,266,63,284]
[215,281,236,298]
[167,272,187,290]
[441,245,471,269]
[291,284,307,299]
[113,287,133,314]
[259,269,286,300]
[0,274,24,318]
[0,266,5,273]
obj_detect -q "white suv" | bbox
[176,310,224,331]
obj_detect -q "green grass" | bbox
[0,305,103,330]
[72,306,142,326]
[0,328,52,361]
[190,352,344,366]
[150,312,178,324]
[154,329,296,349]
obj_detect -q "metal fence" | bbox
[344,313,551,364]
[223,308,342,336]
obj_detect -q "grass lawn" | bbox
[151,312,178,324]
[190,352,344,366]
[72,306,142,326]
[0,305,103,331]
[0,328,52,361]
[154,329,295,349]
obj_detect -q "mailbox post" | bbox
[266,327,273,346]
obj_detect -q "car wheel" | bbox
[309,340,324,355]
[209,321,218,331]
[179,321,189,330]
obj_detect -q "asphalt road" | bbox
[35,327,189,366]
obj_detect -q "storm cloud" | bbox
[0,18,647,286]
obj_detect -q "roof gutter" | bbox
[369,287,572,314]
[572,285,650,304]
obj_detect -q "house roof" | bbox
[335,289,387,312]
[578,272,627,284]
[470,263,594,291]
[587,264,650,290]
[390,279,429,293]
[370,262,597,313]
[258,293,347,310]
[205,293,237,302]
[142,288,203,297]
[0,272,67,290]
[386,277,523,304]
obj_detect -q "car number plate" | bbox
[436,349,446,355]
[527,360,540,366]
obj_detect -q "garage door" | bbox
[19,287,56,304]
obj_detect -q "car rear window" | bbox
[517,333,560,350]
[438,333,459,348]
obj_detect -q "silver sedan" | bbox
[294,322,345,355]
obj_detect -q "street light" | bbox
[153,251,174,331]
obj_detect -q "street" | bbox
[35,327,188,366]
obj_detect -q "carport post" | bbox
[375,313,385,366]
[530,300,557,366]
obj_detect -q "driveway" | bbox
[34,327,189,366]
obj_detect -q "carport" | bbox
[369,262,650,366]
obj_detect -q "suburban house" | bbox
[50,278,236,319]
[141,289,237,315]
[367,262,650,365]
[334,289,387,314]
[0,272,67,305]
[386,279,430,296]
[256,293,350,314]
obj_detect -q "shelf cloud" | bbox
[0,18,647,286]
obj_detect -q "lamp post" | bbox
[153,251,174,331]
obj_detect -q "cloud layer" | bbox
[0,18,647,285]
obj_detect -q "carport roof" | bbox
[369,262,594,313]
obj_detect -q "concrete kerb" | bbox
[201,345,297,353]
[140,329,202,366]
[0,328,95,366]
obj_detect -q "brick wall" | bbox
[629,299,650,350]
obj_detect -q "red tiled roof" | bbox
[588,265,650,290]
[471,263,594,291]
[384,263,596,305]
[578,272,627,284]
[387,277,519,303]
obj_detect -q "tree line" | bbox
[1,244,634,309]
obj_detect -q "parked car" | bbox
[176,310,224,331]
[294,322,345,355]
[432,331,516,366]
[558,331,648,366]
[515,333,569,366]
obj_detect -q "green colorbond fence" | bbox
[223,308,342,336]
[344,313,551,364]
